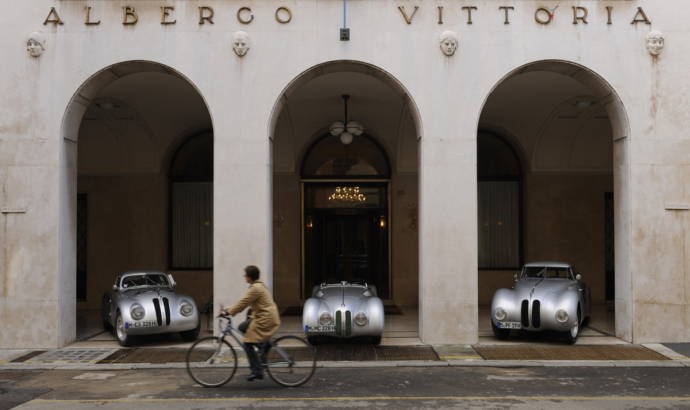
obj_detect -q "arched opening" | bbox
[477,60,631,342]
[63,61,214,342]
[270,61,421,342]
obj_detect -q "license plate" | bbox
[129,321,157,329]
[305,325,336,334]
[496,321,521,329]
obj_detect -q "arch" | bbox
[267,60,423,143]
[476,59,633,342]
[58,60,215,344]
[301,133,392,179]
[61,60,214,143]
[475,59,630,142]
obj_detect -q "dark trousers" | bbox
[243,342,265,375]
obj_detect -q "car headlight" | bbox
[555,309,569,323]
[494,307,507,321]
[180,301,194,317]
[354,312,368,326]
[130,304,145,321]
[319,312,334,326]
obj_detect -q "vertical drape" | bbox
[172,182,213,269]
[478,181,519,268]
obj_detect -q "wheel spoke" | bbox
[266,336,316,387]
[186,337,237,387]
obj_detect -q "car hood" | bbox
[120,287,177,300]
[515,278,575,300]
[318,286,368,311]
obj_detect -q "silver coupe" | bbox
[101,271,200,346]
[302,280,385,344]
[490,262,591,344]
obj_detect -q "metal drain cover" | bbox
[26,349,118,364]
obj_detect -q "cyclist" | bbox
[222,265,281,381]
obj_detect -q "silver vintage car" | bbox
[490,262,591,344]
[302,280,385,344]
[101,271,200,346]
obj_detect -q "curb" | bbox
[1,359,689,371]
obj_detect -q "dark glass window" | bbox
[170,132,213,269]
[478,132,522,269]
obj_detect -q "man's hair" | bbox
[245,265,260,281]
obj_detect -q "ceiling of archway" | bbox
[480,71,613,174]
[78,72,212,175]
[272,71,418,174]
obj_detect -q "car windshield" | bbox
[121,274,169,289]
[522,266,572,280]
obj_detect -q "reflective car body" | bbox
[302,280,384,344]
[490,262,591,344]
[101,271,200,346]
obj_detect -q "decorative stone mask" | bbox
[27,32,46,57]
[646,30,664,56]
[232,31,250,57]
[439,31,459,57]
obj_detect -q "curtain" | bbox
[172,182,213,269]
[478,181,520,269]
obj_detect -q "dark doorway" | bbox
[76,193,88,301]
[304,183,389,298]
[605,192,615,301]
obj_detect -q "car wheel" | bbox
[180,324,201,342]
[115,311,132,347]
[307,336,319,345]
[491,320,510,340]
[370,336,382,345]
[564,322,579,345]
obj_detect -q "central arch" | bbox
[269,60,423,342]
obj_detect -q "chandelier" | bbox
[329,94,364,145]
[328,186,366,203]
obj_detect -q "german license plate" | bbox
[305,325,336,334]
[496,321,521,329]
[129,321,157,329]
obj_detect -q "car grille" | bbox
[335,310,352,336]
[532,300,541,328]
[162,297,171,325]
[152,298,163,326]
[521,300,529,328]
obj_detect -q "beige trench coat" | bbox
[226,280,281,343]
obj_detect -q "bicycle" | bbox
[185,311,316,388]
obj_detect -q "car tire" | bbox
[564,322,579,345]
[491,320,510,340]
[180,324,200,342]
[115,311,132,347]
[370,336,382,345]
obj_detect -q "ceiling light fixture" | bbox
[329,94,364,145]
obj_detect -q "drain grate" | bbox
[25,349,118,364]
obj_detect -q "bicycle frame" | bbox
[216,316,294,367]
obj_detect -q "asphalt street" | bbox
[2,367,690,409]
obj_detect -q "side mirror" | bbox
[513,273,518,282]
[168,274,177,288]
[576,274,582,281]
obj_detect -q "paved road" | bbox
[2,367,690,409]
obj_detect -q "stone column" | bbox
[213,118,273,321]
[418,129,478,345]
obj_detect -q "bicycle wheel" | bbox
[265,335,316,387]
[186,336,238,387]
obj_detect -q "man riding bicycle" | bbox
[222,265,281,381]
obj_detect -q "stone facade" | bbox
[1,0,689,348]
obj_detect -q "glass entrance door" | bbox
[304,183,389,298]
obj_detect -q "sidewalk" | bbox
[1,342,688,371]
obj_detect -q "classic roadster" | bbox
[101,271,200,346]
[490,262,591,344]
[302,280,385,344]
